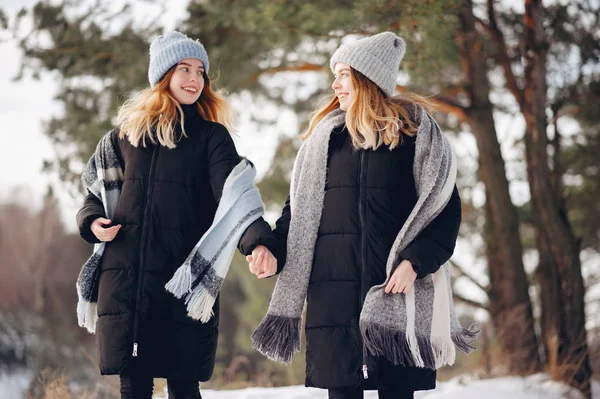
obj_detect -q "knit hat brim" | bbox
[330,47,400,97]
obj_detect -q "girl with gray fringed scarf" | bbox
[76,31,276,399]
[240,32,479,399]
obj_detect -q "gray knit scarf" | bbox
[252,106,479,370]
[77,131,264,333]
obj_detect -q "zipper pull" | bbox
[132,343,138,357]
[362,364,368,379]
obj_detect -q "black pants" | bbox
[328,385,414,399]
[120,365,201,399]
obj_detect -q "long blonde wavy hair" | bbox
[117,66,233,148]
[302,68,433,150]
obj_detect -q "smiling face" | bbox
[168,58,205,104]
[331,63,356,112]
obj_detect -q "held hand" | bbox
[91,217,121,242]
[246,245,277,279]
[384,259,417,294]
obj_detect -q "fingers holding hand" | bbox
[247,245,277,279]
[257,252,277,279]
[249,248,264,276]
[249,246,264,276]
[246,254,254,273]
[247,256,255,274]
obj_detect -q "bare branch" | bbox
[396,85,469,122]
[550,105,581,124]
[475,3,525,109]
[450,259,489,294]
[244,62,324,86]
[261,61,323,75]
[453,291,489,311]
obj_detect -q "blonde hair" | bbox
[117,66,233,148]
[302,68,433,150]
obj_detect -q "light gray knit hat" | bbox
[330,32,406,97]
[148,31,209,87]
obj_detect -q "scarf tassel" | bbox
[184,284,216,323]
[430,335,457,368]
[451,323,480,354]
[361,321,421,368]
[165,263,192,298]
[361,321,480,370]
[251,314,301,364]
[362,321,460,369]
[77,300,98,334]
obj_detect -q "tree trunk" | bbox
[459,0,541,373]
[523,0,591,396]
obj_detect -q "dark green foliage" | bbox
[560,82,600,251]
[16,2,158,193]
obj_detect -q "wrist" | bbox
[409,261,420,278]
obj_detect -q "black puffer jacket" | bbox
[240,124,461,391]
[77,104,274,380]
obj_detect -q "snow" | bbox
[1,370,598,398]
[153,374,593,399]
[0,369,31,399]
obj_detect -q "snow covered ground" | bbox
[1,370,596,398]
[0,369,31,399]
[158,374,596,399]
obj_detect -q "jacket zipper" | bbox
[358,149,369,379]
[132,145,159,357]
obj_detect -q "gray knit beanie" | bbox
[330,32,406,97]
[148,31,209,87]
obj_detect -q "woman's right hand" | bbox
[91,217,121,242]
[247,245,277,279]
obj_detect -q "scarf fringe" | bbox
[251,314,301,364]
[361,321,479,369]
[431,334,457,368]
[361,321,421,368]
[77,300,98,334]
[417,335,437,370]
[451,323,480,354]
[184,285,215,323]
[165,263,192,298]
[407,330,425,368]
[361,320,468,369]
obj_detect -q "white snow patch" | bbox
[148,373,597,399]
